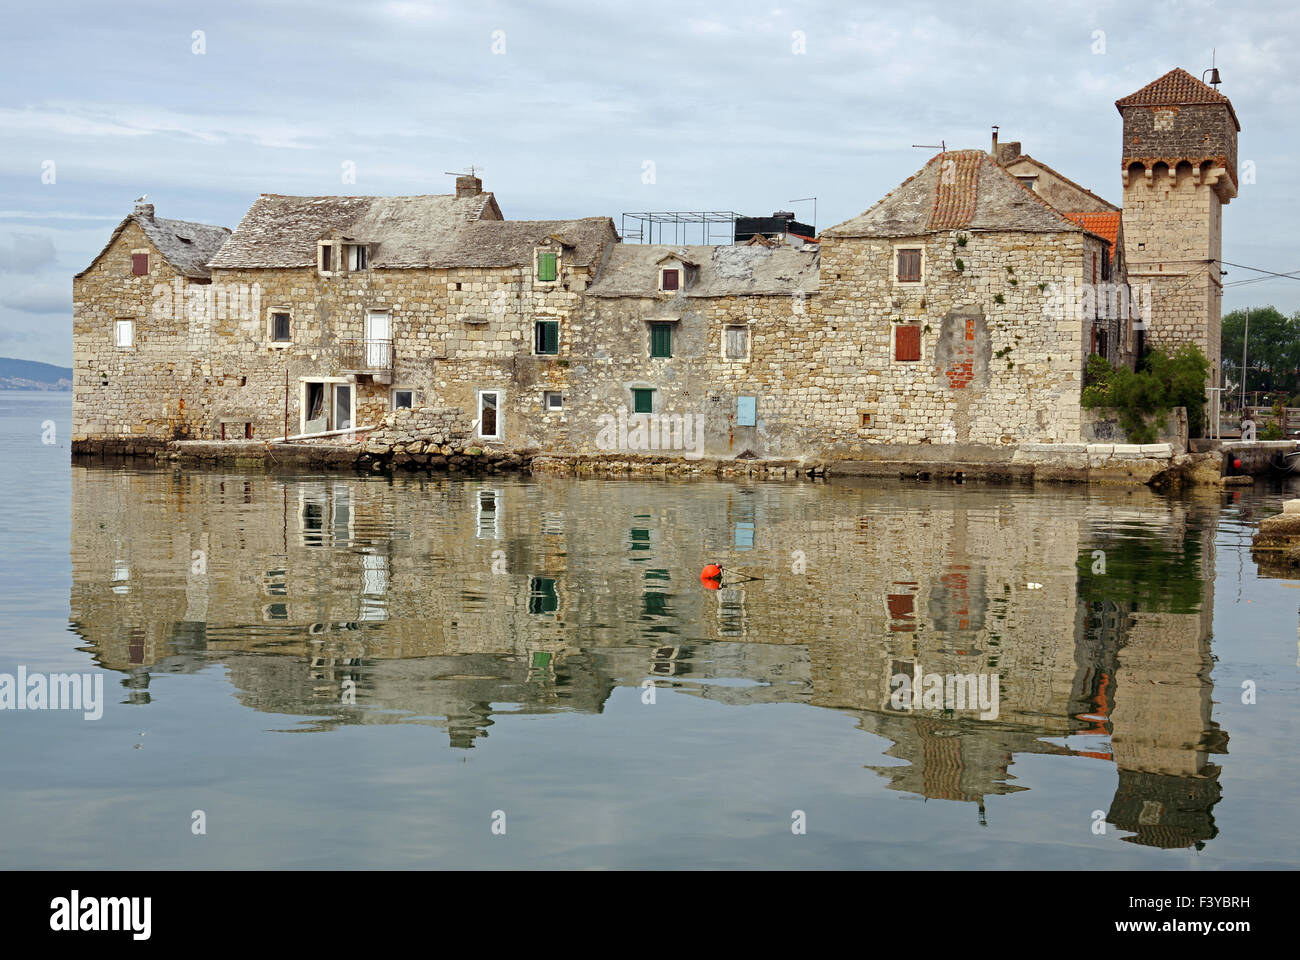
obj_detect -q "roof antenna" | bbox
[1202,49,1222,88]
[912,140,946,154]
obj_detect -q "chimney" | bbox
[455,175,483,199]
[134,200,154,220]
[990,126,999,157]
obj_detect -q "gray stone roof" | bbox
[586,243,820,298]
[77,206,231,279]
[823,150,1090,239]
[208,193,615,271]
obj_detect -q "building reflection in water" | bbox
[68,467,1227,849]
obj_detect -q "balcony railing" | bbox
[339,338,393,373]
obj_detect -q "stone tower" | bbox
[1117,68,1240,388]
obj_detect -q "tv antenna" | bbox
[788,197,817,233]
[912,141,946,153]
[444,165,483,178]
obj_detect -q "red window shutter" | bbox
[887,594,915,619]
[131,254,149,276]
[895,324,921,361]
[662,269,679,290]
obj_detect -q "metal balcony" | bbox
[339,338,393,382]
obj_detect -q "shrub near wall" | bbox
[1081,346,1210,443]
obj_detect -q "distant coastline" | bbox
[0,357,72,392]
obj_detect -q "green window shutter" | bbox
[632,388,653,414]
[650,322,672,358]
[535,320,558,355]
[537,252,557,282]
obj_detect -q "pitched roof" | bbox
[586,243,819,298]
[823,150,1088,239]
[1115,67,1240,131]
[208,193,613,271]
[1003,155,1119,212]
[1062,211,1122,254]
[76,208,231,279]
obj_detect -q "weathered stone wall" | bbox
[1003,157,1116,212]
[75,221,1118,458]
[815,230,1094,448]
[1122,166,1224,386]
[72,220,208,442]
[1121,103,1238,184]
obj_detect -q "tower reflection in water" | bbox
[69,467,1226,848]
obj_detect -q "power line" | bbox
[1220,260,1300,282]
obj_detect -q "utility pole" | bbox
[1241,307,1250,413]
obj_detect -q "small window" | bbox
[894,324,921,362]
[1017,176,1037,191]
[319,244,332,272]
[392,389,414,410]
[1101,247,1112,282]
[528,577,559,615]
[632,388,653,414]
[724,324,748,360]
[543,391,563,411]
[535,320,559,355]
[737,396,757,427]
[537,252,558,282]
[115,319,134,348]
[131,254,148,276]
[348,245,368,271]
[271,311,291,343]
[661,268,680,291]
[650,322,672,358]
[896,248,922,283]
[479,391,501,439]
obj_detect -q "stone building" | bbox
[1116,68,1240,389]
[71,69,1237,458]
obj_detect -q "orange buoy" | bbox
[701,563,722,580]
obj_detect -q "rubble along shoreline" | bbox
[69,437,1236,488]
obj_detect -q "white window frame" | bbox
[391,387,415,410]
[298,376,351,435]
[267,307,292,347]
[114,318,134,349]
[318,241,337,277]
[543,390,564,411]
[347,244,369,271]
[658,266,683,293]
[477,389,503,440]
[722,323,751,361]
[892,243,925,285]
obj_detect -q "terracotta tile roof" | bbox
[1062,211,1121,252]
[1116,67,1240,130]
[824,149,1086,238]
[927,150,982,230]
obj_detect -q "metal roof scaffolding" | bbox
[620,211,742,245]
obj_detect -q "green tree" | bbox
[1082,345,1211,442]
[1221,306,1300,398]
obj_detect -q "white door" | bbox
[365,311,390,367]
[334,384,353,431]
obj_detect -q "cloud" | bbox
[0,283,69,314]
[0,235,57,274]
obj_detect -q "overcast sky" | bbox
[2,0,1296,365]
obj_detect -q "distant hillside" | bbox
[0,357,73,391]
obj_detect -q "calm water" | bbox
[1,389,1298,869]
